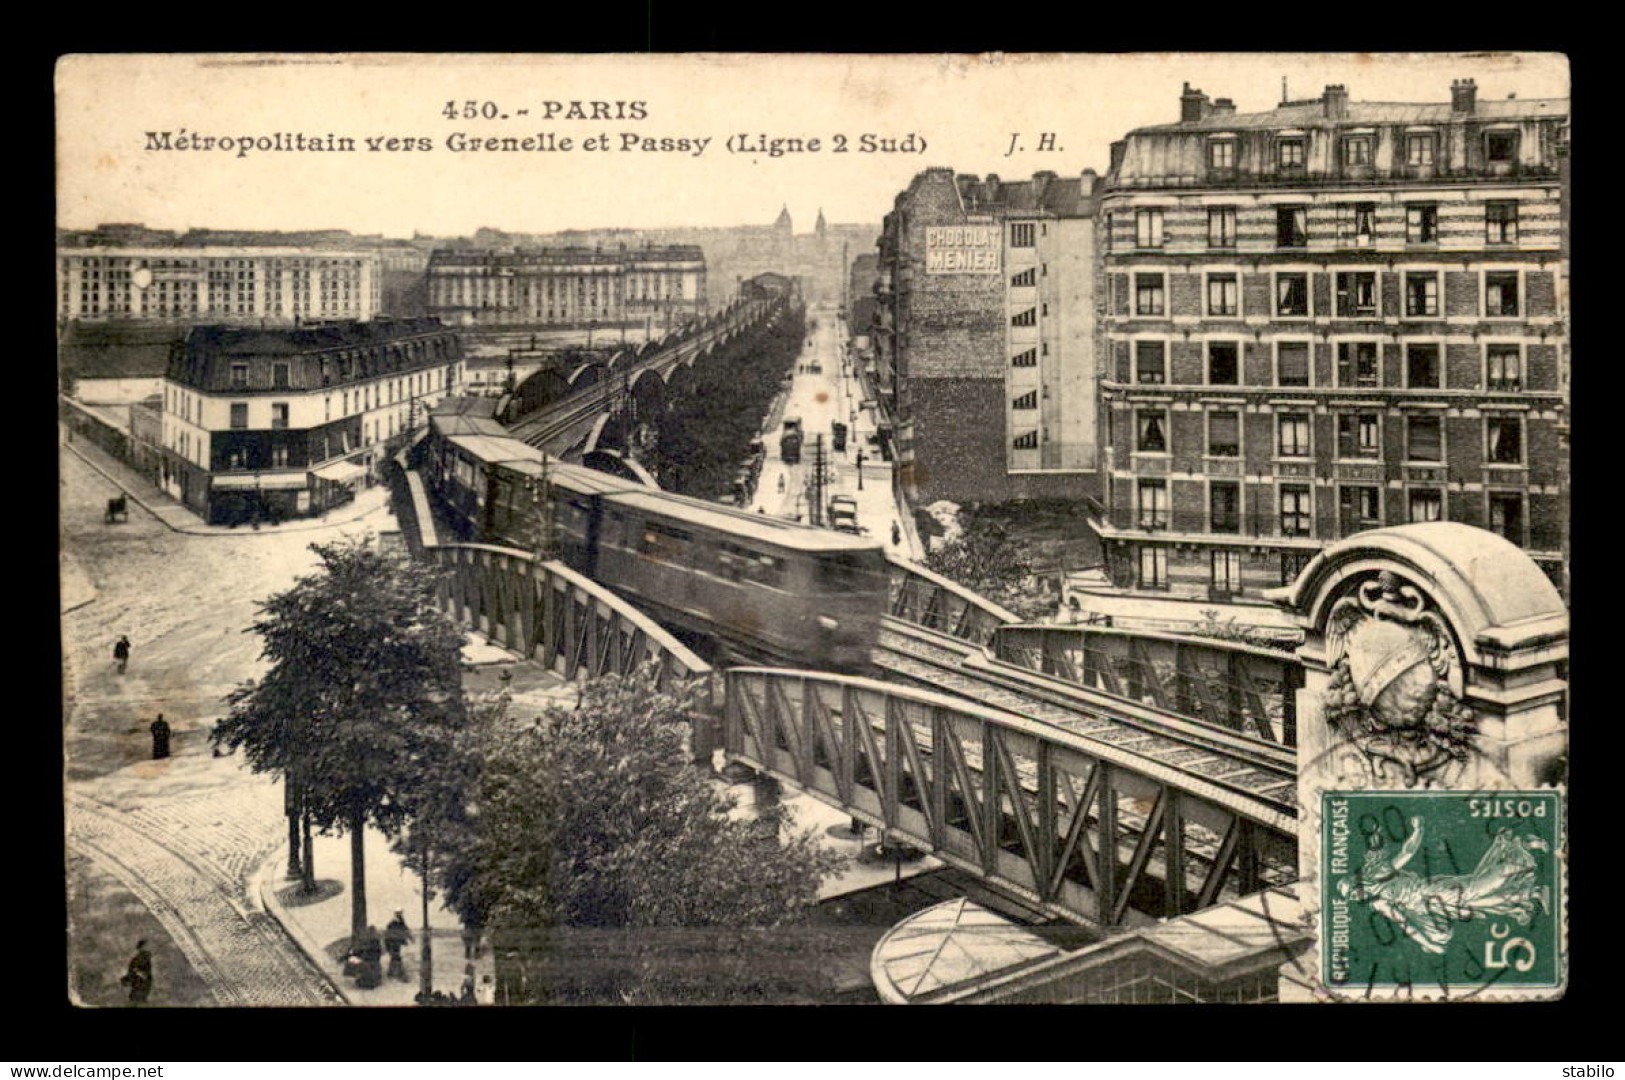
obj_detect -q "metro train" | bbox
[422,416,889,671]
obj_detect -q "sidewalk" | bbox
[257,630,569,1007]
[62,425,393,537]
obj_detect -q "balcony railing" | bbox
[1098,507,1336,542]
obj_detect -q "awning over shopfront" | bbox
[312,460,368,485]
[211,472,310,491]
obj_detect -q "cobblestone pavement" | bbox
[67,785,342,1007]
[61,443,384,1006]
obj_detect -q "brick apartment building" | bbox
[1093,78,1568,601]
[874,168,1102,505]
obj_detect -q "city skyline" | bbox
[57,53,1567,239]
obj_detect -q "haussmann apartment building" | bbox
[1092,78,1568,602]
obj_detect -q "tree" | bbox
[212,537,468,945]
[430,666,845,1004]
[925,517,1052,619]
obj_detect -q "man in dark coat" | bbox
[384,911,412,982]
[113,636,131,675]
[149,715,171,760]
[120,940,153,1005]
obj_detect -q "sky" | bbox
[56,53,1570,238]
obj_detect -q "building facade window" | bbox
[1406,204,1439,244]
[1012,348,1038,368]
[1486,201,1519,245]
[1211,549,1243,597]
[1280,485,1312,537]
[1208,341,1240,385]
[1277,413,1311,457]
[1010,267,1036,287]
[1134,274,1166,316]
[1210,482,1241,533]
[1487,492,1526,544]
[270,403,289,430]
[1135,341,1167,384]
[1276,342,1311,387]
[1208,207,1237,249]
[1138,546,1168,590]
[1486,345,1523,391]
[1486,416,1524,464]
[1208,140,1236,169]
[1208,410,1240,457]
[1343,137,1374,167]
[1012,308,1037,327]
[1281,551,1313,586]
[1337,413,1381,459]
[1275,273,1310,317]
[1407,414,1443,462]
[1485,271,1521,317]
[1277,206,1308,248]
[1409,488,1443,523]
[1135,210,1165,249]
[1339,486,1382,534]
[1406,133,1436,167]
[1010,222,1036,248]
[1335,272,1379,317]
[1012,430,1039,450]
[1207,274,1239,317]
[230,402,248,429]
[1405,272,1441,317]
[1336,203,1377,247]
[1337,341,1380,387]
[1277,139,1305,169]
[1407,343,1442,388]
[1012,390,1038,410]
[1485,130,1520,164]
[1137,410,1168,453]
[230,363,249,391]
[1138,479,1168,530]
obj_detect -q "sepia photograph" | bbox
[55,51,1569,1013]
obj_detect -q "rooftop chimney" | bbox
[1211,98,1236,115]
[1323,84,1349,120]
[1180,82,1210,123]
[1451,78,1477,114]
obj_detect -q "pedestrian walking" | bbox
[384,910,413,982]
[149,714,171,760]
[459,964,477,1005]
[891,522,902,547]
[113,635,131,675]
[119,940,153,1006]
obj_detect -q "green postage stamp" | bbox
[1321,790,1564,997]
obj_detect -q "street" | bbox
[752,302,916,558]
[61,438,390,1005]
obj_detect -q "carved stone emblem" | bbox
[1322,570,1477,786]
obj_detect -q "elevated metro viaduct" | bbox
[397,421,1567,1002]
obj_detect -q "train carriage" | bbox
[423,413,887,671]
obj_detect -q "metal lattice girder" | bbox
[992,623,1300,749]
[722,667,1295,931]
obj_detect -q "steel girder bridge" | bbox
[412,535,1303,932]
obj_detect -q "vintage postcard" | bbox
[58,52,1569,1008]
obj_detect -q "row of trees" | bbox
[214,538,842,1003]
[646,304,807,499]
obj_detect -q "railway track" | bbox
[872,618,1298,818]
[67,791,342,1007]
